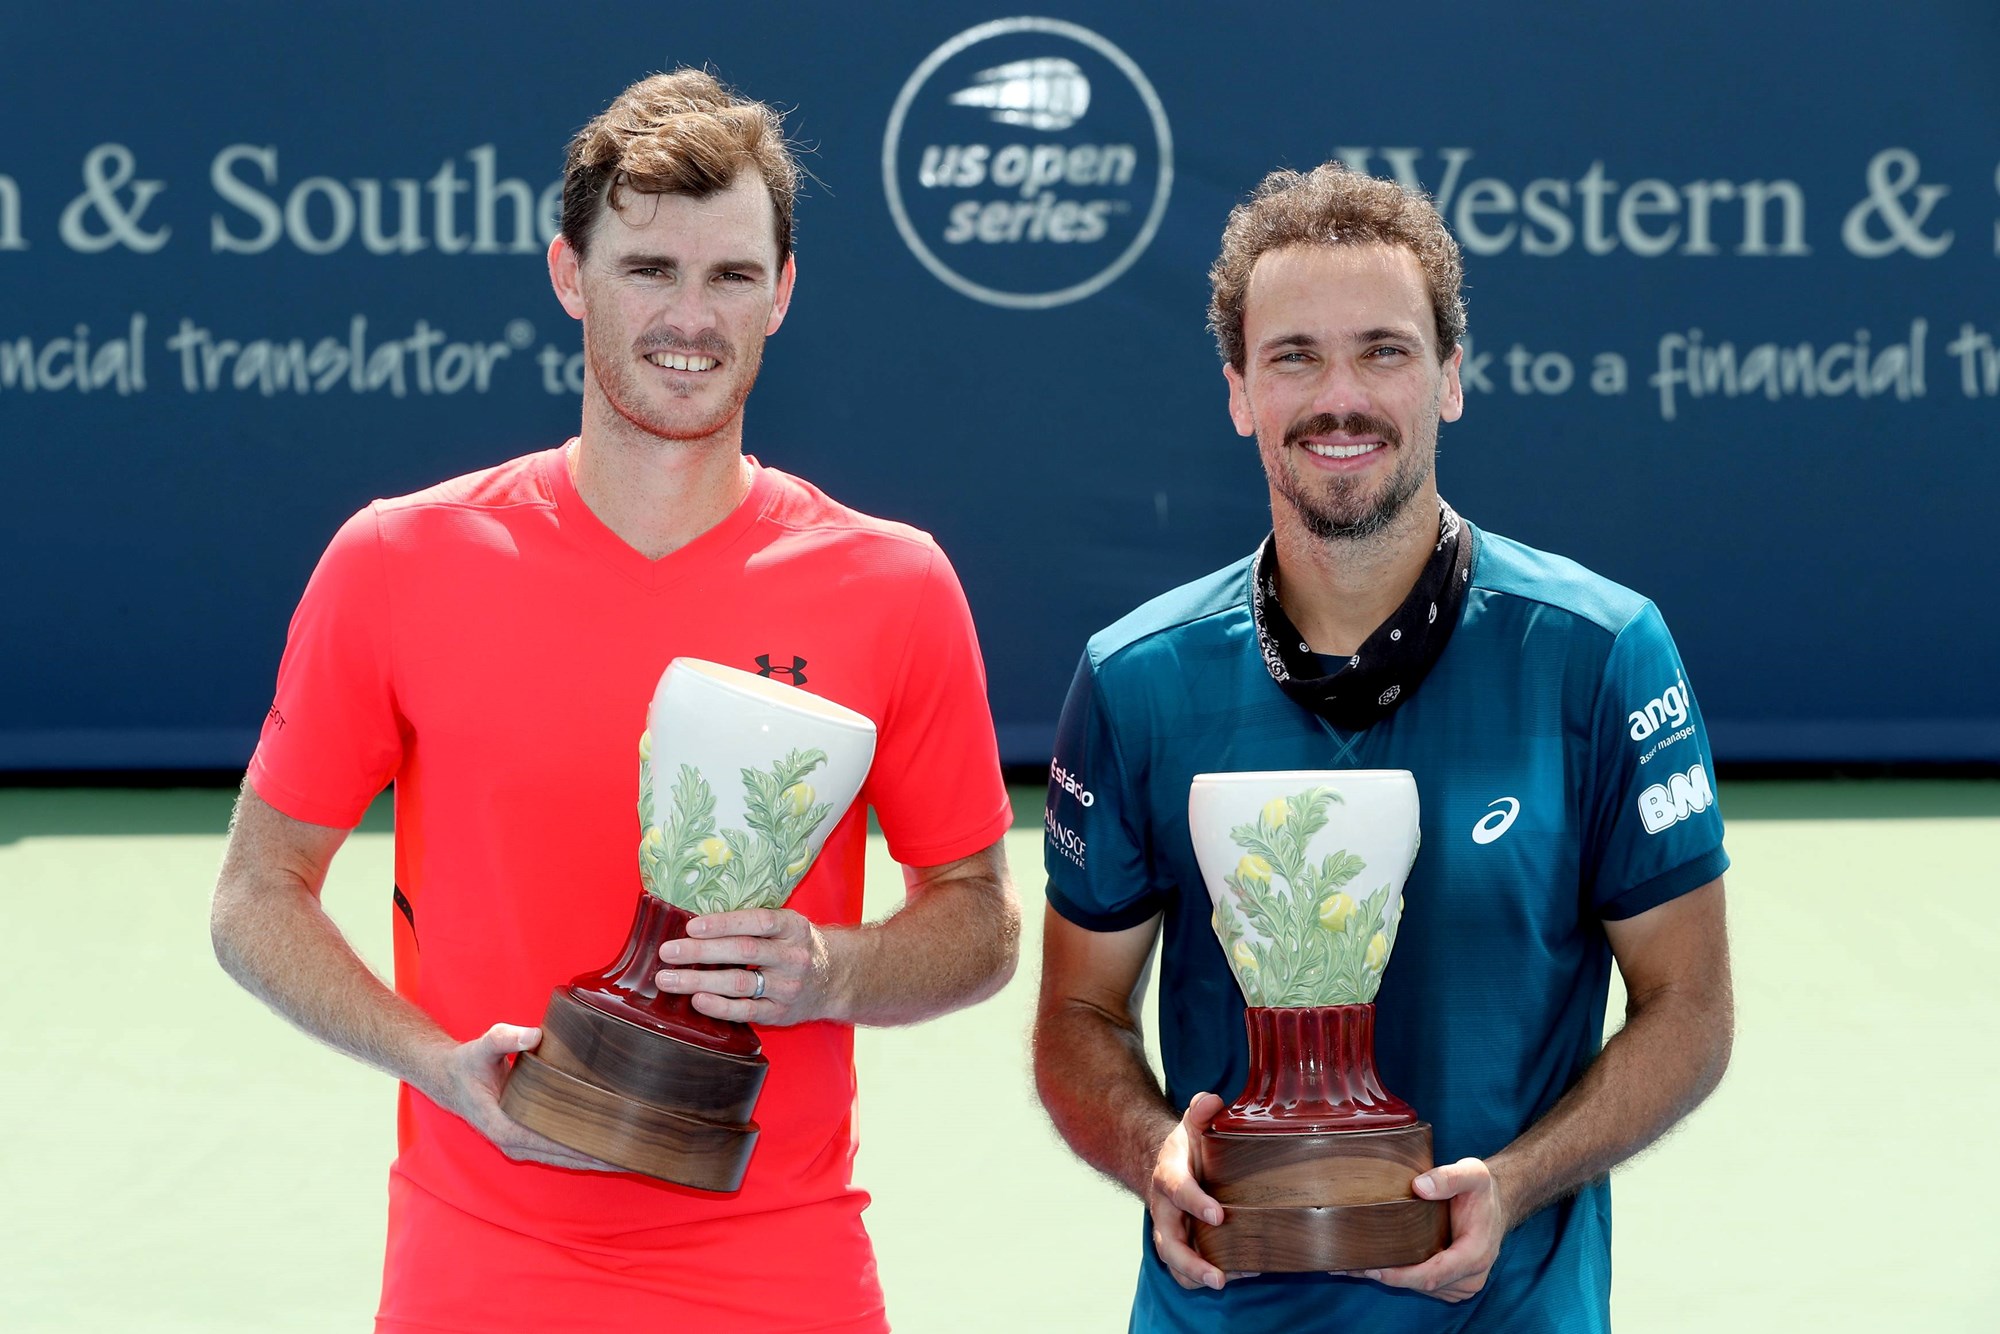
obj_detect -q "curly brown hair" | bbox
[1208,162,1465,370]
[561,69,800,264]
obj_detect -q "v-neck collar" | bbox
[539,440,778,593]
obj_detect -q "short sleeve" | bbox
[1585,602,1729,920]
[1043,653,1162,931]
[245,506,406,828]
[864,547,1013,866]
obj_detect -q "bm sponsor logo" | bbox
[882,17,1173,308]
[1638,763,1714,835]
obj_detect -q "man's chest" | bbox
[387,550,906,783]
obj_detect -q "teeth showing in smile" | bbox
[647,353,718,372]
[1303,440,1381,459]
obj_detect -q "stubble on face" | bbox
[1266,406,1436,543]
[585,314,761,444]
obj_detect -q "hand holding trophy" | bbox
[500,658,876,1190]
[1185,769,1449,1271]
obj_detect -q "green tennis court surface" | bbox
[3,781,1994,1331]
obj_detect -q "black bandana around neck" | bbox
[1250,499,1476,731]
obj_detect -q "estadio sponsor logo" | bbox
[1050,759,1095,807]
[1045,805,1087,868]
[1628,673,1691,741]
[882,17,1173,308]
[1638,762,1714,834]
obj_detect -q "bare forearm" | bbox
[210,872,453,1093]
[1034,1004,1180,1199]
[1489,984,1732,1227]
[821,876,1020,1027]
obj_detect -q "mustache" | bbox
[636,331,732,359]
[1284,412,1401,450]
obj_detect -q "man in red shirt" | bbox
[210,70,1018,1333]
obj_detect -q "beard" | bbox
[586,324,764,443]
[1269,410,1432,542]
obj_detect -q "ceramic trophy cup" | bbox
[1185,770,1449,1271]
[500,658,876,1191]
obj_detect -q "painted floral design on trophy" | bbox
[1187,770,1450,1271]
[501,659,875,1191]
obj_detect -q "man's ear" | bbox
[765,252,797,337]
[1440,343,1464,424]
[549,235,585,321]
[1224,362,1256,438]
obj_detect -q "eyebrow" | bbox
[611,252,770,276]
[1257,326,1425,354]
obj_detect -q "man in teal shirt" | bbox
[1033,162,1733,1331]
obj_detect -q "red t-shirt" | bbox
[248,445,1013,1333]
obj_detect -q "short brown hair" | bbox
[561,68,800,265]
[1208,162,1465,369]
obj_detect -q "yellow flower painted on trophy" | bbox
[785,856,810,880]
[1261,797,1290,828]
[642,826,665,855]
[1232,940,1259,973]
[699,836,733,867]
[639,729,652,762]
[1318,892,1358,933]
[1235,853,1272,885]
[1364,931,1390,973]
[782,782,816,817]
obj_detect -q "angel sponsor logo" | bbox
[1050,759,1095,807]
[1627,673,1690,741]
[1638,763,1714,834]
[1044,806,1087,868]
[882,17,1172,309]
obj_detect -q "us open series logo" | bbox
[882,17,1174,309]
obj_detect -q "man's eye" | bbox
[717,271,753,284]
[632,267,664,278]
[1370,346,1408,360]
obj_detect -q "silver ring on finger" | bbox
[750,971,766,1000]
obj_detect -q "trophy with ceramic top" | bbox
[500,658,876,1191]
[1185,769,1449,1271]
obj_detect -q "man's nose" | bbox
[657,282,720,338]
[1309,363,1373,420]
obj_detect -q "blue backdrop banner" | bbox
[3,3,1996,768]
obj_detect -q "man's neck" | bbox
[1270,485,1439,657]
[570,393,752,561]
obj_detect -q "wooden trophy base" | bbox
[500,988,766,1192]
[1193,1121,1450,1272]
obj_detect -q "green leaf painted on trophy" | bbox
[1213,784,1395,1006]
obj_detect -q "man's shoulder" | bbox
[757,464,944,573]
[1469,525,1654,641]
[1085,555,1255,674]
[367,448,559,527]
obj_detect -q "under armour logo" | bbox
[755,654,808,685]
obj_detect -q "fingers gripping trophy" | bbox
[500,659,876,1191]
[1186,770,1450,1271]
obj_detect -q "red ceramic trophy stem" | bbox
[564,891,762,1058]
[1212,1003,1417,1134]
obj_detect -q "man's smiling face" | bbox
[1225,242,1463,543]
[553,171,794,444]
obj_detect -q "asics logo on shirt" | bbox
[755,654,809,685]
[1472,797,1520,844]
